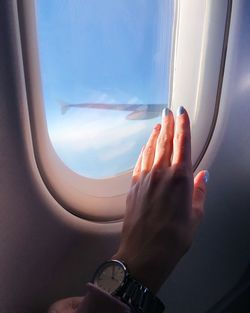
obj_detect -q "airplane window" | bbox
[18,0,229,218]
[35,0,174,179]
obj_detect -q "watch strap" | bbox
[116,276,165,313]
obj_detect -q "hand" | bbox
[113,107,209,294]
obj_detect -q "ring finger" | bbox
[141,123,161,173]
[153,108,174,168]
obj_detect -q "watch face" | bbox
[94,260,126,294]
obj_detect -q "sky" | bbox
[35,0,173,179]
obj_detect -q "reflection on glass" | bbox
[35,0,174,178]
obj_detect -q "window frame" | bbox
[17,0,231,222]
[170,0,232,170]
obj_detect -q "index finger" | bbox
[172,106,192,168]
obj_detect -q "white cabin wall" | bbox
[0,5,121,310]
[159,0,250,311]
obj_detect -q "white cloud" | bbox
[127,96,142,104]
[100,140,136,161]
[49,112,147,152]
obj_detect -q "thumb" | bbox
[191,170,209,225]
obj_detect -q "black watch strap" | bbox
[115,277,165,313]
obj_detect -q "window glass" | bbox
[35,0,174,178]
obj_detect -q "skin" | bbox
[49,107,208,312]
[113,107,208,294]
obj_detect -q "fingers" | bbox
[132,145,145,186]
[153,108,174,168]
[141,124,161,172]
[132,106,191,185]
[172,106,192,169]
[191,170,209,224]
[48,297,83,313]
[132,123,161,186]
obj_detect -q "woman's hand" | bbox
[113,106,209,294]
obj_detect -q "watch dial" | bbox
[94,261,126,294]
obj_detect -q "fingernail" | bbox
[154,124,161,131]
[162,108,170,117]
[177,106,185,116]
[203,170,210,184]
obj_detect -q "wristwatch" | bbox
[93,259,165,313]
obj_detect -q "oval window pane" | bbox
[35,0,174,178]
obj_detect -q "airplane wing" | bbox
[58,101,166,120]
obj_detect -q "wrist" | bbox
[112,252,162,294]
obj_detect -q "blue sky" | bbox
[35,0,173,178]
